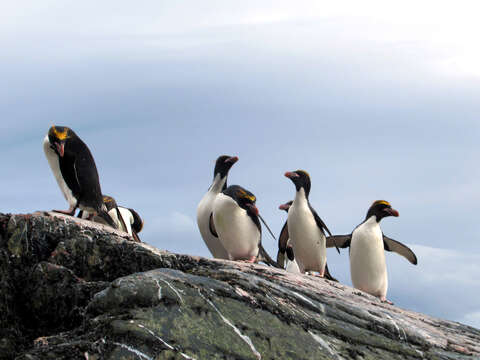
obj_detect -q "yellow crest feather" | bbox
[52,126,69,141]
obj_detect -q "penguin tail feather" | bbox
[324,264,338,282]
[258,245,282,268]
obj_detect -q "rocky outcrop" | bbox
[0,212,478,360]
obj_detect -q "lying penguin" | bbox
[211,184,280,267]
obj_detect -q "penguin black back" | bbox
[223,185,261,233]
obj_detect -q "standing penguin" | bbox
[197,155,238,259]
[326,200,417,303]
[284,170,338,276]
[43,125,116,228]
[278,200,337,280]
[212,185,279,267]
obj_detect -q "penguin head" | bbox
[279,200,293,212]
[214,155,238,180]
[366,200,399,222]
[48,125,74,157]
[224,185,259,216]
[284,170,311,196]
[102,195,118,212]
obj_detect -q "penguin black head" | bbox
[214,155,238,180]
[48,125,75,157]
[223,185,259,216]
[366,200,399,222]
[279,200,293,212]
[284,170,311,197]
[102,195,118,212]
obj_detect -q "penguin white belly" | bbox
[350,218,388,298]
[197,190,229,259]
[117,207,134,235]
[43,135,77,208]
[287,203,326,273]
[212,193,260,261]
[286,258,301,273]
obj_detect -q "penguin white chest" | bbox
[350,216,388,297]
[212,193,260,260]
[196,182,229,259]
[287,200,326,273]
[43,135,77,207]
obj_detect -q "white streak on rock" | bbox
[137,324,195,359]
[198,290,261,360]
[112,342,153,360]
[153,279,162,300]
[158,278,184,304]
[308,331,344,360]
[384,313,407,341]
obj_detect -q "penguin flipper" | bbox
[286,245,295,262]
[326,235,351,249]
[258,245,282,268]
[324,263,338,282]
[209,213,218,237]
[309,205,332,236]
[97,210,118,230]
[278,221,289,254]
[383,235,418,265]
[277,250,286,268]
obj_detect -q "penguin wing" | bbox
[258,244,281,268]
[309,205,332,236]
[278,221,289,253]
[383,235,418,265]
[326,235,351,248]
[276,220,289,266]
[73,153,102,203]
[208,213,218,237]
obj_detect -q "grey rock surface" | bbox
[0,212,478,359]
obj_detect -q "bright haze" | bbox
[1,1,479,328]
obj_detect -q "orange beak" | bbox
[55,142,65,157]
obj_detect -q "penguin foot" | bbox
[380,296,394,305]
[239,256,257,263]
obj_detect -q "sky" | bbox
[1,1,479,328]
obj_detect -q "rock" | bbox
[0,211,478,359]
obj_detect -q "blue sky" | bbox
[1,1,480,328]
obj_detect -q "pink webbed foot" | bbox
[239,256,257,263]
[380,296,394,305]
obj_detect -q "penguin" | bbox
[79,195,143,242]
[326,200,417,304]
[278,200,337,280]
[212,184,279,267]
[197,155,238,259]
[284,170,338,277]
[43,125,116,228]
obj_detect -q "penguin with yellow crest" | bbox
[43,125,116,228]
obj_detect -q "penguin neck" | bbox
[209,173,227,193]
[294,188,309,206]
[364,215,380,226]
